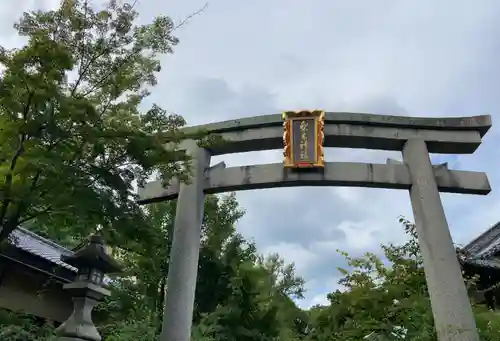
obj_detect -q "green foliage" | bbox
[195,262,282,341]
[304,218,500,341]
[0,309,55,341]
[4,206,500,341]
[3,192,303,341]
[257,252,306,300]
[474,306,500,341]
[104,319,159,341]
[90,193,305,341]
[0,0,190,243]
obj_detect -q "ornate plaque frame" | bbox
[282,110,325,168]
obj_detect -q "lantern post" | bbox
[55,235,121,341]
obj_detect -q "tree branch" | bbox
[172,2,209,32]
[17,204,53,225]
[81,2,208,97]
[0,91,33,228]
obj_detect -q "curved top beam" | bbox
[182,112,491,136]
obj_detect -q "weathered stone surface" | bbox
[181,112,491,136]
[55,283,110,341]
[138,162,491,203]
[159,142,211,341]
[208,124,482,155]
[175,113,491,155]
[403,139,479,341]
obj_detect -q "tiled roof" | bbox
[8,227,77,272]
[7,228,113,284]
[463,258,500,270]
[463,222,500,257]
[461,222,500,270]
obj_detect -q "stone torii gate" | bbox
[138,111,492,341]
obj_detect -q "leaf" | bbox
[0,0,197,242]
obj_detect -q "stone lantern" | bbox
[55,234,121,341]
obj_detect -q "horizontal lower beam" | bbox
[138,162,491,204]
[209,124,482,155]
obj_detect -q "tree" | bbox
[306,218,500,341]
[257,252,306,300]
[194,261,283,341]
[0,0,193,243]
[92,192,305,341]
[92,194,248,328]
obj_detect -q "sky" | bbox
[2,0,500,308]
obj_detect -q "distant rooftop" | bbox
[461,222,500,270]
[8,227,77,272]
[6,228,114,285]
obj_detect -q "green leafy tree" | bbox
[94,194,249,328]
[194,260,285,341]
[0,0,191,243]
[306,218,500,341]
[95,193,306,341]
[257,252,306,300]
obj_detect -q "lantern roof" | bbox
[61,235,121,274]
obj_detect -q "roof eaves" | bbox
[8,227,77,272]
[463,222,500,256]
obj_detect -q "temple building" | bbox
[0,227,77,321]
[459,222,500,310]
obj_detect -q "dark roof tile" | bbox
[8,228,77,272]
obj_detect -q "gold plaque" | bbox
[282,110,325,168]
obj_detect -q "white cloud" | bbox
[262,242,320,274]
[308,294,329,307]
[336,220,384,251]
